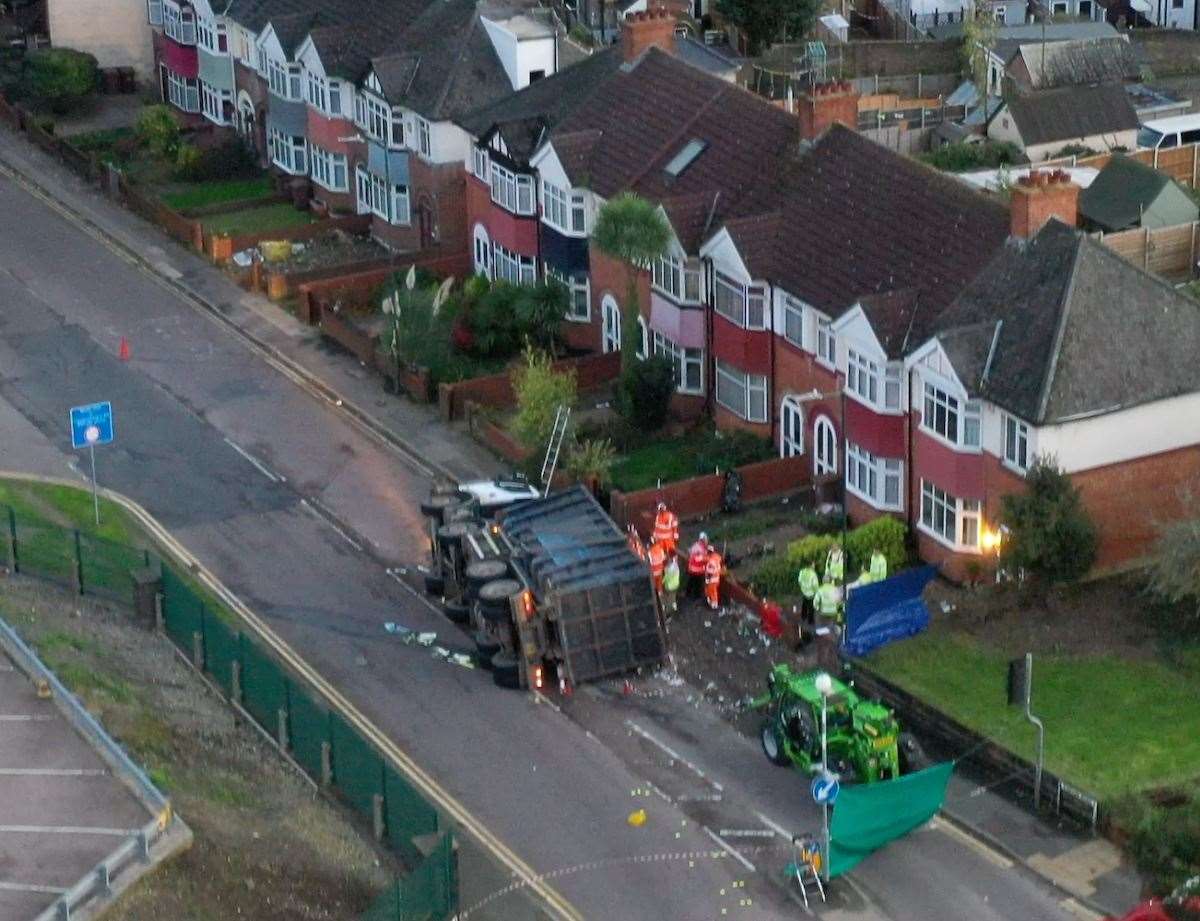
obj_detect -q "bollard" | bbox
[320,741,333,786]
[230,661,241,704]
[191,632,203,670]
[276,708,289,750]
[96,862,111,894]
[71,531,83,595]
[154,593,164,633]
[372,793,385,842]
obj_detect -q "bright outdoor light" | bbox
[814,672,833,696]
[980,527,1001,552]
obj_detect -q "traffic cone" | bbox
[118,337,131,361]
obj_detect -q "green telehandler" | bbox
[753,664,927,784]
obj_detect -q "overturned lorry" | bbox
[421,484,668,691]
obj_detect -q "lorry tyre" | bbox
[423,571,445,597]
[466,560,509,592]
[420,493,458,519]
[443,599,470,625]
[436,522,471,550]
[474,630,501,666]
[491,651,521,689]
[761,720,790,766]
[899,732,930,774]
[477,579,521,621]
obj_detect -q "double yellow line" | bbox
[3,473,583,921]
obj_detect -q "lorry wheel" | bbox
[420,493,457,519]
[491,651,521,689]
[899,732,931,774]
[761,720,790,766]
[474,631,502,666]
[443,599,470,625]
[466,559,509,591]
[423,571,444,596]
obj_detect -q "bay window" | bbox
[416,116,431,157]
[653,254,701,304]
[200,82,231,124]
[390,109,404,147]
[817,318,836,367]
[166,71,200,112]
[846,443,903,510]
[543,181,568,230]
[164,2,196,44]
[782,295,804,348]
[355,166,409,224]
[148,0,163,26]
[310,144,348,192]
[884,365,902,411]
[920,481,981,550]
[473,145,490,181]
[923,382,981,449]
[267,59,292,98]
[256,45,267,75]
[652,331,703,394]
[306,72,327,112]
[847,349,879,405]
[716,360,767,422]
[547,269,590,320]
[493,243,536,284]
[361,92,389,142]
[269,127,306,174]
[490,163,535,216]
[1004,414,1030,472]
[713,273,766,329]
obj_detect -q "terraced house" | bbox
[149,0,558,258]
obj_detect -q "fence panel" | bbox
[240,637,287,733]
[79,533,150,601]
[401,832,457,919]
[384,764,439,863]
[161,566,205,656]
[12,516,75,586]
[331,711,384,818]
[287,685,329,781]
[202,611,240,696]
[360,883,401,921]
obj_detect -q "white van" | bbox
[1137,114,1200,150]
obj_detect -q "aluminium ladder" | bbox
[540,405,571,492]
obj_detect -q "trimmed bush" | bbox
[616,357,675,432]
[25,48,98,114]
[1000,460,1097,584]
[845,516,907,575]
[750,534,838,597]
[135,105,181,159]
[511,347,577,454]
[750,517,909,598]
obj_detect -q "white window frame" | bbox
[1004,414,1030,473]
[493,243,536,284]
[652,254,702,305]
[355,165,409,225]
[636,316,648,360]
[196,15,215,51]
[472,224,491,278]
[920,481,982,551]
[361,92,391,142]
[846,442,903,511]
[782,295,804,349]
[713,273,767,330]
[416,116,431,158]
[817,318,836,368]
[547,269,590,322]
[602,295,621,353]
[922,381,981,450]
[490,163,535,216]
[306,71,328,112]
[269,127,306,175]
[267,58,289,97]
[200,82,231,124]
[164,2,195,44]
[570,191,586,234]
[884,364,902,411]
[288,64,302,100]
[780,396,803,457]
[166,70,200,113]
[543,180,570,233]
[310,144,348,193]
[846,348,880,407]
[473,145,490,181]
[715,360,767,423]
[814,416,837,475]
[148,0,163,26]
[256,45,267,75]
[651,330,703,395]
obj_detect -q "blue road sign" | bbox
[811,775,840,806]
[70,402,115,450]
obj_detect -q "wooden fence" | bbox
[1095,221,1200,281]
[1044,143,1200,189]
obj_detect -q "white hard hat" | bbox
[699,531,708,542]
[657,501,666,511]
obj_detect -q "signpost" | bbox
[69,402,114,526]
[811,774,840,806]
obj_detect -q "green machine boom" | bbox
[754,665,924,784]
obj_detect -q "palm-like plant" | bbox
[592,193,672,370]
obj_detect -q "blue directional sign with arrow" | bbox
[811,774,840,806]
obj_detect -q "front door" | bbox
[602,296,621,353]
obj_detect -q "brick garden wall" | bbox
[438,350,621,421]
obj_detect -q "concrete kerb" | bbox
[0,151,457,488]
[0,615,193,921]
[0,472,582,921]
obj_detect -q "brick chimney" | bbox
[623,7,677,63]
[798,80,860,141]
[1010,169,1080,238]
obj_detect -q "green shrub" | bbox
[511,347,577,454]
[564,438,618,486]
[1000,459,1097,584]
[749,518,909,598]
[25,48,98,114]
[172,136,259,182]
[1146,519,1200,634]
[693,428,774,474]
[1112,792,1200,895]
[921,141,1022,173]
[845,516,907,575]
[136,105,181,159]
[616,357,675,432]
[172,143,203,180]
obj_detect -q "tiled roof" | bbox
[725,125,1010,318]
[932,220,1200,423]
[1003,83,1139,147]
[856,288,925,360]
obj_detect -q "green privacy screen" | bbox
[828,762,953,878]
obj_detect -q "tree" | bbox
[999,460,1097,584]
[380,266,453,391]
[135,105,181,160]
[25,49,98,114]
[717,0,820,54]
[515,280,567,356]
[591,193,671,371]
[1146,517,1200,632]
[616,355,674,432]
[961,13,998,118]
[510,346,577,455]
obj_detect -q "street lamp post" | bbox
[815,670,834,883]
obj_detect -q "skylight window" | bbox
[664,139,708,178]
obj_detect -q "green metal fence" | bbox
[2,501,457,921]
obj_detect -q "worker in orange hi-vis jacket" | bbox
[651,501,679,556]
[647,540,667,595]
[704,547,723,611]
[686,532,710,598]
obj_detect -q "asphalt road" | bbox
[0,164,1092,921]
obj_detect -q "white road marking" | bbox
[701,825,756,873]
[299,499,363,551]
[1060,897,1104,920]
[223,437,281,483]
[0,715,54,722]
[0,881,68,894]
[0,768,107,776]
[754,812,797,841]
[929,816,1014,868]
[718,829,777,838]
[625,720,724,791]
[0,825,138,836]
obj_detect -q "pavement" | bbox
[0,121,1145,920]
[0,648,153,920]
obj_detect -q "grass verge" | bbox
[161,177,275,212]
[868,631,1200,799]
[201,202,315,237]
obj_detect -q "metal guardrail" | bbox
[0,616,179,921]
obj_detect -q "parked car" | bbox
[1137,114,1200,151]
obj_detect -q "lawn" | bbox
[200,202,315,236]
[160,177,275,212]
[610,437,700,492]
[0,478,141,546]
[868,631,1200,799]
